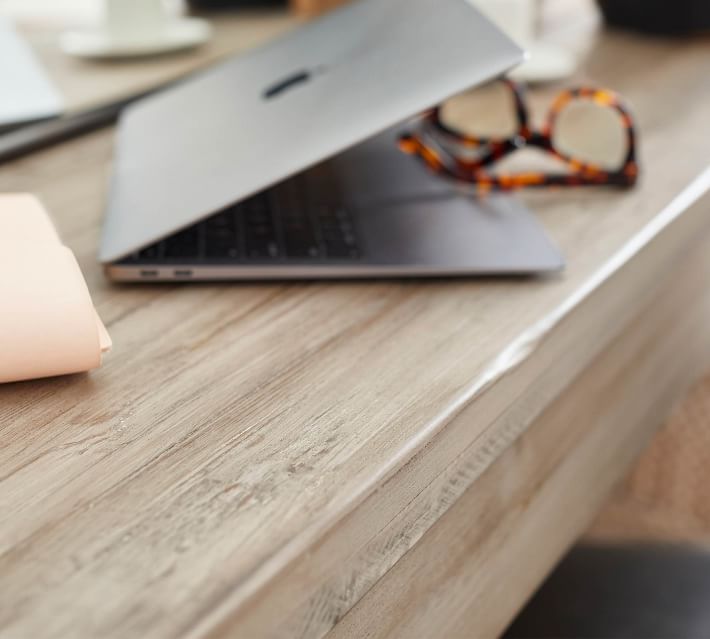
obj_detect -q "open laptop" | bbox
[100,0,564,281]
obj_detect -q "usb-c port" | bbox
[174,269,193,278]
[140,269,159,278]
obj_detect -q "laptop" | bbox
[100,0,564,281]
[0,18,62,133]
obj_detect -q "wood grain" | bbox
[327,225,710,639]
[1,2,710,638]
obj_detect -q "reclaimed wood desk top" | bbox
[1,3,710,638]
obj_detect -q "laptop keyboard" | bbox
[122,174,361,265]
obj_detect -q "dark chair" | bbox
[503,544,710,639]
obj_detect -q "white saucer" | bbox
[510,41,577,84]
[60,17,212,59]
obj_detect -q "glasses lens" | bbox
[552,98,629,171]
[439,80,520,142]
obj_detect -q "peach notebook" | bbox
[0,194,111,383]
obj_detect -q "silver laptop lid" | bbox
[100,0,523,263]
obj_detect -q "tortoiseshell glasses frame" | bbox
[398,80,639,193]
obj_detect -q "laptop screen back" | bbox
[100,0,523,262]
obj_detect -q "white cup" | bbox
[103,0,169,42]
[60,0,212,58]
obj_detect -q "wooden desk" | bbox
[1,3,710,638]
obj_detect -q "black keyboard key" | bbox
[324,243,360,259]
[244,193,281,259]
[205,210,239,259]
[245,230,280,258]
[164,228,200,259]
[281,206,320,259]
[322,229,360,258]
[285,235,321,258]
[245,192,270,216]
[138,242,162,260]
[245,241,280,259]
[314,207,360,259]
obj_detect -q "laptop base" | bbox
[107,128,564,283]
[106,194,564,282]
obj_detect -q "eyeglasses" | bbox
[398,79,639,193]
